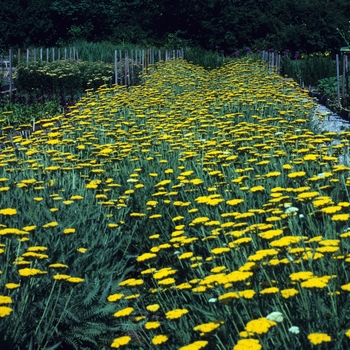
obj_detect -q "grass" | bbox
[1,57,350,349]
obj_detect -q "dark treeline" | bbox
[1,0,350,55]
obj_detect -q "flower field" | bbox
[1,57,350,349]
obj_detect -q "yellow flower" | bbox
[288,171,306,178]
[71,195,84,200]
[308,333,331,345]
[145,321,161,329]
[258,229,283,239]
[340,283,350,291]
[111,335,132,348]
[0,306,13,317]
[152,334,169,345]
[260,287,279,294]
[211,247,230,255]
[281,288,299,298]
[345,329,350,338]
[77,247,87,254]
[191,217,210,225]
[43,221,59,228]
[250,186,264,192]
[66,277,84,284]
[265,171,281,177]
[211,266,227,273]
[296,191,319,201]
[301,251,324,260]
[146,304,160,312]
[301,276,330,289]
[222,271,253,284]
[226,199,244,206]
[22,252,48,259]
[22,225,37,232]
[149,214,162,219]
[320,206,342,214]
[157,277,175,285]
[190,178,204,185]
[172,216,185,221]
[270,236,302,247]
[179,341,208,350]
[165,308,189,319]
[289,271,313,281]
[178,252,194,259]
[331,214,350,221]
[63,228,76,234]
[0,208,17,215]
[0,296,12,304]
[176,282,192,290]
[218,290,255,302]
[53,274,71,280]
[233,339,262,350]
[0,228,28,236]
[193,322,222,333]
[136,252,157,262]
[245,318,276,334]
[113,307,134,318]
[5,283,20,290]
[153,268,177,279]
[107,294,124,302]
[48,263,68,269]
[119,278,143,287]
[18,268,47,277]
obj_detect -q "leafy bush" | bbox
[281,53,336,86]
[14,60,114,103]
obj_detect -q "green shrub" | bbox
[281,53,336,86]
[14,60,114,102]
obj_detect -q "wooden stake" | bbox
[336,54,341,106]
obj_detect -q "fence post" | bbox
[26,49,29,67]
[336,54,340,106]
[276,54,281,73]
[125,50,130,86]
[131,50,134,86]
[114,50,118,85]
[119,50,123,85]
[142,50,145,75]
[342,54,346,100]
[346,54,349,104]
[9,49,12,98]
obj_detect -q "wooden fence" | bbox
[1,47,185,94]
[2,47,349,108]
[261,51,281,73]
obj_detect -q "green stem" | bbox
[34,279,57,337]
[41,286,73,349]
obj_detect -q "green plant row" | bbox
[14,60,119,103]
[1,57,350,349]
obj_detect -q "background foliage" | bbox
[1,0,350,54]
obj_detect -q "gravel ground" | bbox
[312,104,350,134]
[310,103,350,165]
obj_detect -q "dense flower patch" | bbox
[1,57,350,349]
